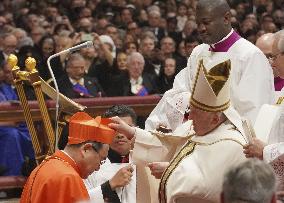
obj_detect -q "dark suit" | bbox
[57,74,104,98]
[122,73,159,96]
[0,51,5,65]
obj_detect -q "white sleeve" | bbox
[132,127,189,165]
[145,66,191,131]
[231,51,274,124]
[88,186,104,203]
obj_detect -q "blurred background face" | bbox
[161,37,175,55]
[106,26,119,41]
[56,36,72,52]
[66,58,86,80]
[121,8,133,24]
[185,41,199,56]
[140,37,155,56]
[178,41,186,57]
[78,18,92,33]
[110,116,134,156]
[125,42,137,55]
[127,22,139,38]
[117,52,127,70]
[80,46,98,59]
[3,62,13,84]
[30,27,44,45]
[148,12,160,27]
[3,35,17,55]
[178,4,187,16]
[164,58,176,77]
[42,38,55,58]
[127,56,144,79]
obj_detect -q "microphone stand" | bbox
[47,52,62,151]
[47,41,93,150]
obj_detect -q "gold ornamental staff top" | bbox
[7,54,18,70]
[25,57,37,73]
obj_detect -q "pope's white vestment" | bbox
[132,120,247,203]
[145,30,274,131]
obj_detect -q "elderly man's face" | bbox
[3,35,17,55]
[56,37,72,52]
[106,26,118,41]
[188,105,219,136]
[196,7,228,44]
[80,143,109,179]
[148,13,160,27]
[110,116,134,156]
[140,38,155,56]
[271,35,284,78]
[66,59,86,80]
[127,57,144,79]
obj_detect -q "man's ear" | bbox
[81,143,93,153]
[224,11,231,25]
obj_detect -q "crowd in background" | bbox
[0,0,283,98]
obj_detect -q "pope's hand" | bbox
[109,165,134,190]
[243,138,266,160]
[109,116,136,140]
[148,162,169,179]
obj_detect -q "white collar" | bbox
[69,77,84,86]
[61,150,76,163]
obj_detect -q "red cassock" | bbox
[20,150,89,203]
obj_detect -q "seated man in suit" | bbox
[123,52,159,96]
[57,53,104,98]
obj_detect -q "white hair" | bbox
[276,30,284,53]
[126,52,145,65]
[148,7,161,17]
[12,28,27,37]
[66,53,85,68]
[222,158,276,203]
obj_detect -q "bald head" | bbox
[256,33,274,55]
[197,0,230,16]
[271,30,284,78]
[272,30,284,54]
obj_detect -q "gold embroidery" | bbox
[159,140,196,203]
[276,96,284,105]
[190,97,230,112]
[190,59,231,112]
[205,60,231,96]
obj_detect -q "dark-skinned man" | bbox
[145,0,274,132]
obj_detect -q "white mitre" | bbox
[190,59,247,139]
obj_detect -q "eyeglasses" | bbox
[91,144,107,165]
[268,52,284,61]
